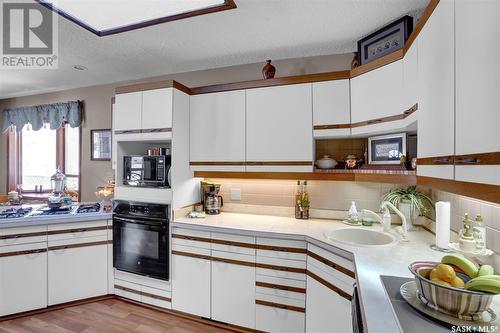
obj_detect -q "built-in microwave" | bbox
[123,155,171,188]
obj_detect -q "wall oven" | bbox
[113,200,169,280]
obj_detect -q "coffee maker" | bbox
[201,181,223,215]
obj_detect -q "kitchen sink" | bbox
[325,228,397,247]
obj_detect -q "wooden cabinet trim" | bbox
[350,49,404,78]
[454,152,500,166]
[211,238,256,249]
[307,251,355,279]
[0,248,47,258]
[171,250,211,261]
[255,281,306,294]
[115,80,190,95]
[417,156,455,165]
[172,233,212,244]
[255,262,306,274]
[403,0,440,54]
[255,244,306,254]
[306,271,352,301]
[114,128,171,135]
[313,123,351,130]
[255,299,305,313]
[211,256,255,267]
[417,176,500,205]
[47,226,108,236]
[350,103,418,128]
[48,240,110,251]
[115,284,171,303]
[189,161,246,166]
[0,231,47,240]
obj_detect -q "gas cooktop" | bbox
[32,206,75,216]
[0,207,33,219]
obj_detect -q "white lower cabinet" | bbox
[256,303,305,333]
[48,241,108,305]
[0,243,47,316]
[211,258,256,328]
[171,248,211,318]
[306,275,352,333]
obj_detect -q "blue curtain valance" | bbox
[2,100,82,132]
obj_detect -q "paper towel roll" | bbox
[436,201,451,249]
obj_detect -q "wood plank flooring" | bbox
[0,299,234,333]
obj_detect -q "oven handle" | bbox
[113,216,168,229]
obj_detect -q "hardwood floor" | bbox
[0,299,234,333]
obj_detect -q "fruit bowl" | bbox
[409,261,494,318]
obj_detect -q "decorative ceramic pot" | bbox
[262,60,276,79]
[316,155,337,169]
[345,155,358,169]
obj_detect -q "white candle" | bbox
[436,201,451,249]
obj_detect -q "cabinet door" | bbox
[114,91,142,132]
[403,42,419,111]
[48,243,108,305]
[142,88,173,131]
[305,276,351,333]
[312,80,350,138]
[190,91,246,171]
[351,60,404,124]
[0,244,47,316]
[246,84,313,171]
[211,260,255,328]
[455,0,500,186]
[171,253,211,318]
[417,0,455,179]
[256,304,305,333]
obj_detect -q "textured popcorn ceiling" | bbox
[0,0,428,99]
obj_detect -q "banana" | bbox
[467,275,500,283]
[465,278,500,294]
[479,265,495,276]
[441,254,479,278]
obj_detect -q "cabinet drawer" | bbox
[256,284,305,302]
[48,234,108,248]
[0,225,47,246]
[256,256,306,281]
[256,237,306,261]
[307,243,355,275]
[171,228,211,249]
[114,270,171,292]
[0,242,47,258]
[114,281,141,302]
[48,221,108,241]
[308,254,356,287]
[256,274,306,289]
[211,232,255,255]
[255,292,305,309]
[211,249,255,265]
[171,244,211,258]
[307,261,353,300]
[256,304,305,333]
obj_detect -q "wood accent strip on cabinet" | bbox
[403,0,440,53]
[353,173,417,185]
[0,231,47,240]
[115,80,191,94]
[47,226,108,235]
[417,156,455,165]
[245,161,312,166]
[454,152,500,165]
[255,300,305,313]
[255,244,307,254]
[350,103,418,128]
[190,71,351,95]
[306,271,352,301]
[210,238,256,249]
[171,250,211,261]
[255,263,307,274]
[211,256,255,268]
[171,234,212,244]
[189,161,247,166]
[48,240,110,251]
[114,129,142,135]
[0,248,47,258]
[417,176,500,205]
[350,49,404,78]
[307,251,355,279]
[114,284,171,303]
[313,123,351,130]
[255,281,306,294]
[141,128,172,134]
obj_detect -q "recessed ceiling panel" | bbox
[36,0,235,36]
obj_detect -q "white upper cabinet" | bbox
[454,0,500,185]
[417,0,455,179]
[246,84,313,172]
[351,60,404,122]
[142,88,173,131]
[190,91,246,171]
[312,80,350,138]
[114,91,142,132]
[402,41,419,111]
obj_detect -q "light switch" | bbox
[230,188,241,201]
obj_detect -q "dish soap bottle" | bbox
[348,201,359,223]
[473,214,486,250]
[459,213,476,252]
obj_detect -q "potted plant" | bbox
[382,185,434,228]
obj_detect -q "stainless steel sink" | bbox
[325,228,397,247]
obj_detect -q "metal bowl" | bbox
[409,261,494,319]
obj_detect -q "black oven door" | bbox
[113,215,169,280]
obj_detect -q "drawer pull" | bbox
[24,248,47,255]
[367,118,383,124]
[72,228,88,233]
[255,300,305,313]
[455,157,479,165]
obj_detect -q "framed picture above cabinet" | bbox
[357,15,413,65]
[91,129,112,161]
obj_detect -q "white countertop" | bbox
[172,212,451,333]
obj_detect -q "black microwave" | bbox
[123,155,171,188]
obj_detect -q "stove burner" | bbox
[77,203,101,214]
[0,207,33,219]
[35,206,73,216]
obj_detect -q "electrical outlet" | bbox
[230,188,241,201]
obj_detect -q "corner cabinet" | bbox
[190,90,246,171]
[312,80,351,138]
[454,0,500,186]
[416,0,455,180]
[246,84,313,172]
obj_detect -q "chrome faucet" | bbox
[362,201,408,241]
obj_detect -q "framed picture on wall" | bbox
[368,133,406,164]
[91,129,112,161]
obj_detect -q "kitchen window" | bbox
[7,123,81,199]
